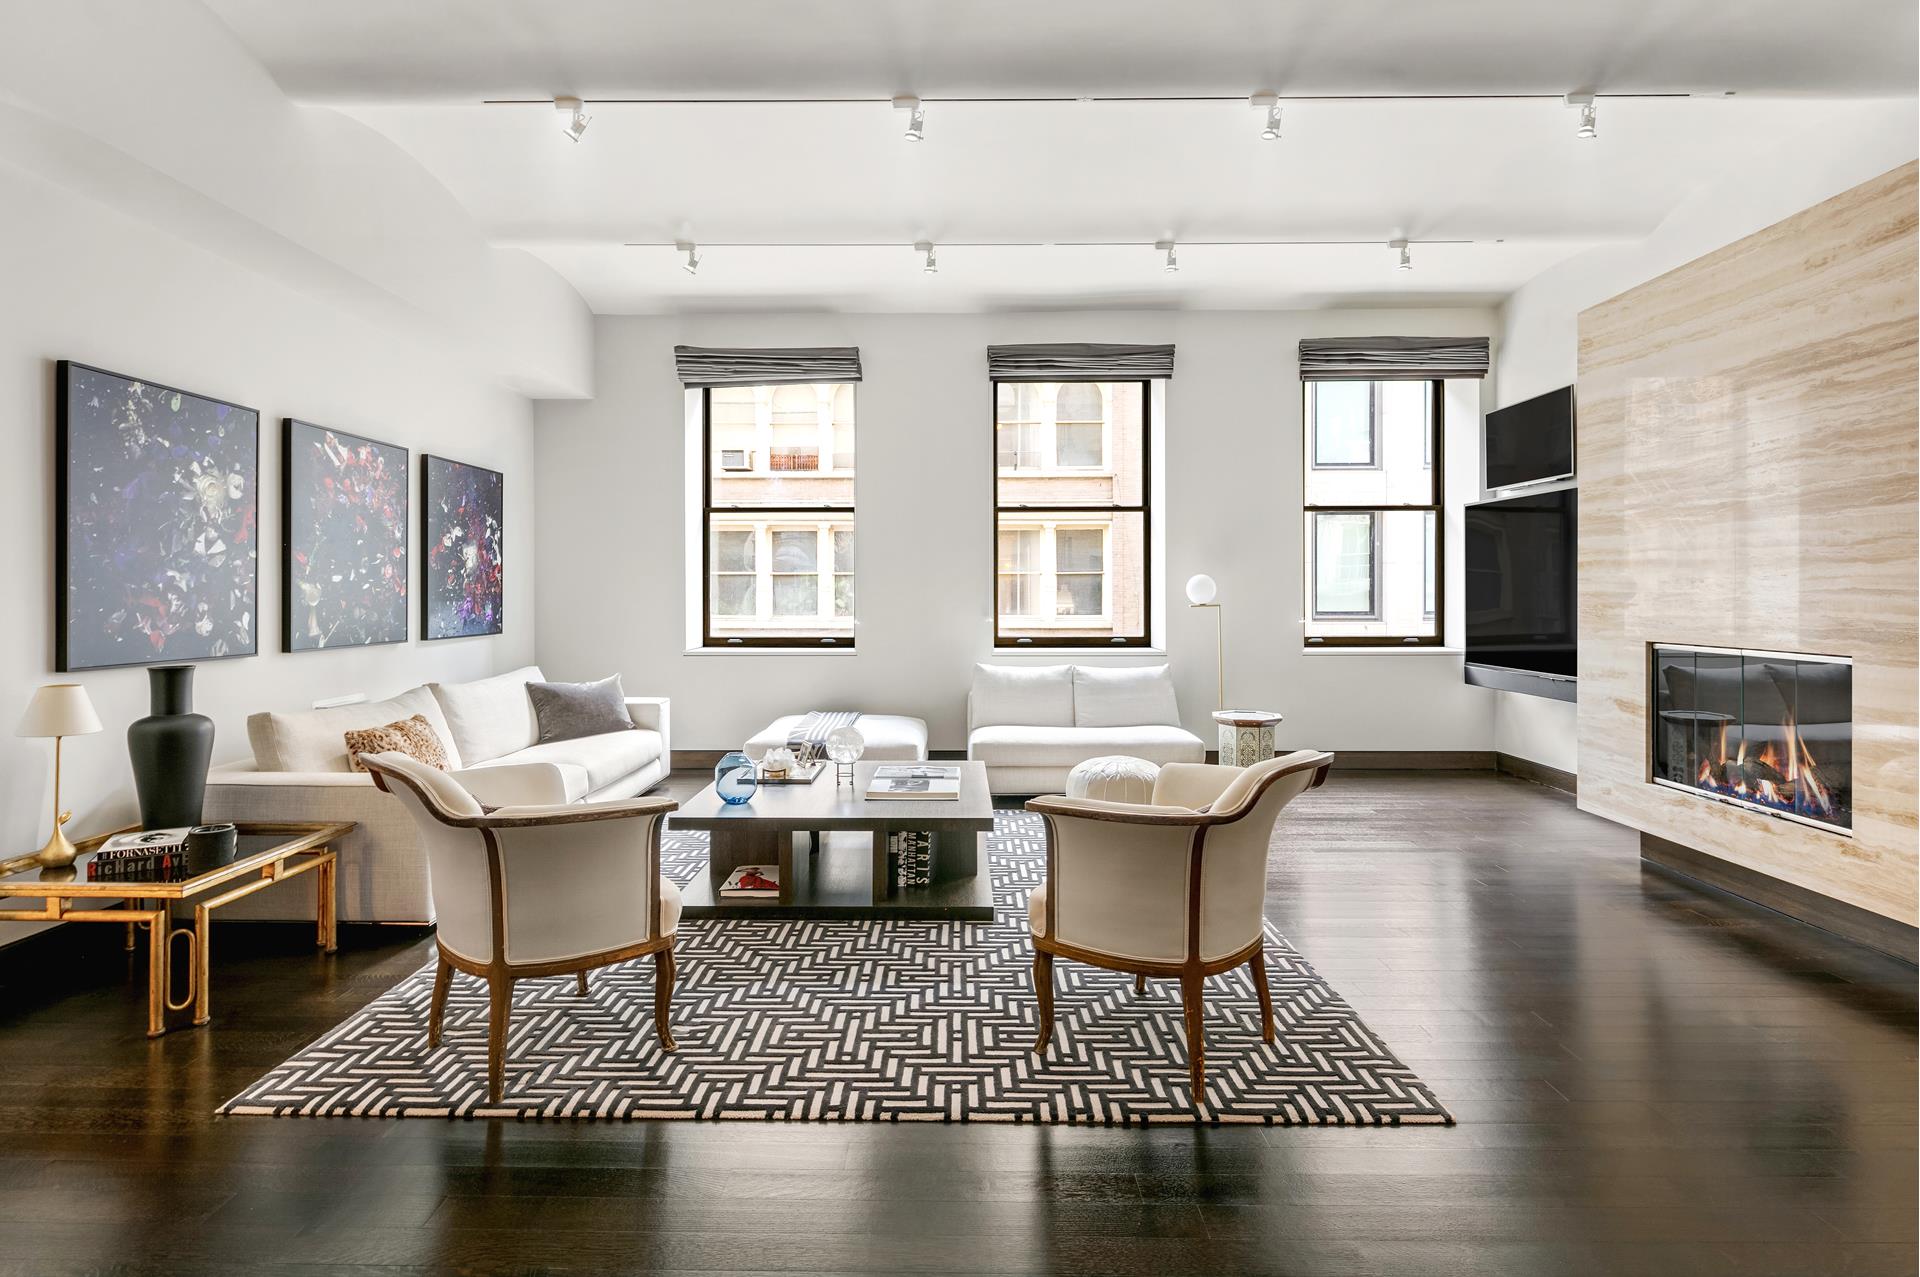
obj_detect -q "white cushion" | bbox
[969,664,1075,729]
[247,686,462,773]
[1066,755,1162,804]
[487,729,662,795]
[1073,664,1181,728]
[968,724,1205,768]
[428,665,544,765]
[744,714,929,761]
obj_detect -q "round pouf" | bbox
[1066,755,1161,804]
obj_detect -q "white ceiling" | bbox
[199,0,1918,314]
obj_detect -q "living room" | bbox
[1,4,1915,1275]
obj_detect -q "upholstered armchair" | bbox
[361,752,682,1103]
[1025,749,1334,1101]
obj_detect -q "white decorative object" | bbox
[760,745,796,778]
[1065,755,1161,805]
[1213,710,1283,767]
[826,723,866,786]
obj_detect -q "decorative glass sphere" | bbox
[825,724,866,764]
[1185,574,1218,605]
[714,750,758,805]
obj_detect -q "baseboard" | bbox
[1325,750,1496,771]
[1495,751,1578,795]
[1641,833,1918,965]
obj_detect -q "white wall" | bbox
[534,309,1497,754]
[1486,98,1920,774]
[0,162,539,942]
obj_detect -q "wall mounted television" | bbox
[1464,488,1577,702]
[1484,385,1574,491]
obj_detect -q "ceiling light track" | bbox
[622,238,1477,248]
[495,91,1688,106]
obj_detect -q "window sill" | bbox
[993,647,1167,657]
[1301,645,1462,655]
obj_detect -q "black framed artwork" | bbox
[282,419,410,652]
[421,454,504,640]
[56,361,261,672]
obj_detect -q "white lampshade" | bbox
[1185,574,1218,606]
[16,684,103,738]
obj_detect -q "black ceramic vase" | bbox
[127,664,214,830]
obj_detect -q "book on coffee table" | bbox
[866,766,961,800]
[719,864,781,896]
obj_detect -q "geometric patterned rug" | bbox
[221,812,1452,1125]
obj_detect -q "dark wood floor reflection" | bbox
[0,771,1912,1276]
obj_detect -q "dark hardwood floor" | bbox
[0,771,1912,1276]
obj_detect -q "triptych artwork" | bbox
[54,360,506,672]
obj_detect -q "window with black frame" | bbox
[702,382,856,646]
[993,379,1152,647]
[1303,378,1442,646]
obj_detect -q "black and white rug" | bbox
[222,813,1451,1125]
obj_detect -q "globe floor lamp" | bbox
[17,683,103,867]
[1186,574,1224,710]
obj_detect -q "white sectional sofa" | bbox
[204,666,669,923]
[966,663,1205,795]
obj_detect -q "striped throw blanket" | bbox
[786,710,861,754]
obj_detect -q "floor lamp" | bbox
[1186,574,1223,711]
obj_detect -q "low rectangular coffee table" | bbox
[671,761,995,920]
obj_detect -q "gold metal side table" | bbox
[0,821,353,1036]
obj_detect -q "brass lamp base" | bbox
[35,822,79,869]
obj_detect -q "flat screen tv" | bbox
[1485,385,1574,491]
[1465,488,1577,698]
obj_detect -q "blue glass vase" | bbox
[715,750,758,805]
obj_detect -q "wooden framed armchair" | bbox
[1025,749,1334,1101]
[361,752,682,1103]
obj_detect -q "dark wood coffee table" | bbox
[671,761,995,920]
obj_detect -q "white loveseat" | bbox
[966,663,1205,795]
[204,666,669,923]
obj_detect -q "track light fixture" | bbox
[915,240,937,273]
[1390,238,1412,271]
[555,96,590,143]
[1251,93,1281,140]
[676,240,700,275]
[894,96,926,142]
[1155,240,1179,273]
[1566,92,1597,139]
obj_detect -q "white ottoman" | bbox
[1066,755,1160,804]
[744,714,929,762]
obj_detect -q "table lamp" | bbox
[1186,574,1223,710]
[17,683,103,867]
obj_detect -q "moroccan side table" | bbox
[1213,710,1284,766]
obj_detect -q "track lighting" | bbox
[676,240,700,275]
[894,96,926,142]
[1390,239,1411,271]
[1251,93,1281,140]
[914,241,937,274]
[1156,240,1178,273]
[1566,93,1597,139]
[555,96,590,143]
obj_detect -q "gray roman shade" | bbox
[673,345,862,387]
[987,343,1176,381]
[1298,336,1490,381]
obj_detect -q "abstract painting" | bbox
[421,454,504,640]
[282,419,409,651]
[57,361,259,672]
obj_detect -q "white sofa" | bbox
[204,666,669,923]
[966,664,1205,795]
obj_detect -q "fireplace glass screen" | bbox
[1651,646,1851,833]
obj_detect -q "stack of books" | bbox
[865,764,962,801]
[718,864,781,898]
[86,827,193,882]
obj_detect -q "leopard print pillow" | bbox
[344,714,451,773]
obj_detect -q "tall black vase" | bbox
[128,664,214,830]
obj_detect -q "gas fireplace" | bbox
[1651,645,1852,834]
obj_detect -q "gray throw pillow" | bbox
[527,675,636,744]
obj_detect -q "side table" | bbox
[1213,710,1283,766]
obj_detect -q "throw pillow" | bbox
[528,674,636,744]
[345,714,451,773]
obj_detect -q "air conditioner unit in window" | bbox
[719,449,753,471]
